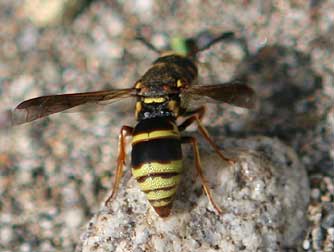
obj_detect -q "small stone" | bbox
[64,208,84,229]
[23,0,87,27]
[79,137,309,251]
[302,239,311,250]
[0,226,12,245]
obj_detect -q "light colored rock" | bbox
[78,136,309,252]
[23,0,85,27]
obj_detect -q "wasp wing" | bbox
[4,88,136,126]
[182,82,256,109]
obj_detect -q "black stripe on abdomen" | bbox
[131,138,182,168]
[133,117,175,134]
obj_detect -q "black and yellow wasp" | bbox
[6,31,255,217]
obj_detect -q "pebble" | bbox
[80,137,309,252]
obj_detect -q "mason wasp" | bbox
[5,31,255,217]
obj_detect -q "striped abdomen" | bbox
[131,117,183,217]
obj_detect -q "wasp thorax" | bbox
[136,97,172,120]
[134,80,182,120]
[136,82,178,97]
[134,87,181,120]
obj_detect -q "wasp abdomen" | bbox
[131,117,183,217]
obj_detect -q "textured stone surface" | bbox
[78,137,309,252]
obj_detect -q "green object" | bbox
[170,37,189,56]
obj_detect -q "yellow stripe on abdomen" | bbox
[145,187,177,201]
[132,160,182,201]
[132,123,180,145]
[150,198,174,208]
[132,161,182,178]
[131,118,183,217]
[136,174,181,191]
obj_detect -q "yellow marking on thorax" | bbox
[138,176,181,191]
[177,79,183,87]
[135,82,142,89]
[132,160,183,178]
[168,100,179,116]
[135,101,142,119]
[135,101,142,111]
[132,124,180,145]
[143,97,166,104]
[168,100,176,110]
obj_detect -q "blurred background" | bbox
[0,0,333,251]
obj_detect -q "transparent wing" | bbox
[182,81,256,109]
[3,88,136,127]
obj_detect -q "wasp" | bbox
[7,31,255,217]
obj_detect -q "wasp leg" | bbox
[179,106,235,164]
[181,136,224,214]
[105,125,133,206]
[178,106,205,131]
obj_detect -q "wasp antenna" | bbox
[196,31,235,53]
[135,36,162,54]
[185,31,235,58]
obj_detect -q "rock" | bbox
[23,0,89,27]
[77,136,309,252]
